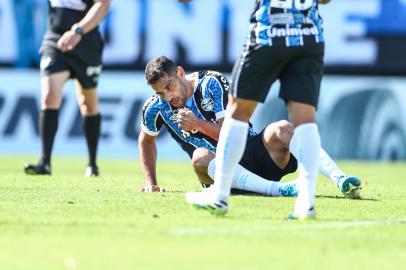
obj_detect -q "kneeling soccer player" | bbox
[139,56,361,199]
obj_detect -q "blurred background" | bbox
[0,0,405,160]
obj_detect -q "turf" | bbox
[0,156,405,270]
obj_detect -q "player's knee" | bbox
[78,103,91,115]
[227,96,257,122]
[192,149,214,186]
[78,98,99,115]
[207,159,216,180]
[41,91,61,108]
[191,148,212,170]
[277,120,294,137]
[277,120,292,129]
[264,121,293,149]
[286,102,316,126]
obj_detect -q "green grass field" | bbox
[1,156,405,270]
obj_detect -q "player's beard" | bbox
[172,81,189,107]
[170,97,182,107]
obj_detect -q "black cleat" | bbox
[24,163,51,175]
[85,165,99,177]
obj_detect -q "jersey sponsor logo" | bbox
[270,13,295,25]
[201,98,214,111]
[269,26,319,38]
[86,65,102,77]
[269,12,315,26]
[49,0,87,11]
[169,109,179,123]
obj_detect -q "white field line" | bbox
[170,219,406,235]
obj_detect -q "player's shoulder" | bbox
[142,94,165,115]
[199,70,228,82]
[198,70,230,92]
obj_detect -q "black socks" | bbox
[39,109,59,166]
[83,114,101,167]
[39,110,101,168]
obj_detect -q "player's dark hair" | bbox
[145,56,178,85]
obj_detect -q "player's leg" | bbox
[262,120,294,167]
[186,44,285,214]
[279,44,325,219]
[24,50,70,175]
[191,146,287,196]
[287,102,320,219]
[191,148,216,187]
[207,158,297,197]
[194,130,297,196]
[264,120,362,198]
[74,81,101,177]
[318,149,362,199]
[213,96,257,197]
[68,31,103,177]
[185,96,257,215]
[214,121,297,197]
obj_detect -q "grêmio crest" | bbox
[201,98,214,111]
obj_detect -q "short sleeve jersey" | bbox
[141,71,257,158]
[249,0,324,47]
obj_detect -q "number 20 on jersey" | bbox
[270,0,314,10]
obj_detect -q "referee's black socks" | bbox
[39,109,59,166]
[83,114,101,167]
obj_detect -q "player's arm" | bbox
[318,0,331,4]
[138,130,165,192]
[177,109,224,140]
[75,0,111,34]
[191,72,229,140]
[196,117,224,140]
[58,0,111,52]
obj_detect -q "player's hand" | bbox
[57,30,82,52]
[176,108,200,131]
[139,185,166,192]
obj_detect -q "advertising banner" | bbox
[1,69,405,160]
[1,0,406,74]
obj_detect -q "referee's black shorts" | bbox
[39,31,104,89]
[230,43,324,108]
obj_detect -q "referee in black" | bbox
[24,0,111,177]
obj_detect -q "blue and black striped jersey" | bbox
[141,71,257,158]
[248,0,324,47]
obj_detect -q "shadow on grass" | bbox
[168,189,381,202]
[316,195,380,201]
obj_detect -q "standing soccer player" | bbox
[24,0,111,177]
[186,0,332,219]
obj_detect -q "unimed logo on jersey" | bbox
[269,26,320,38]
